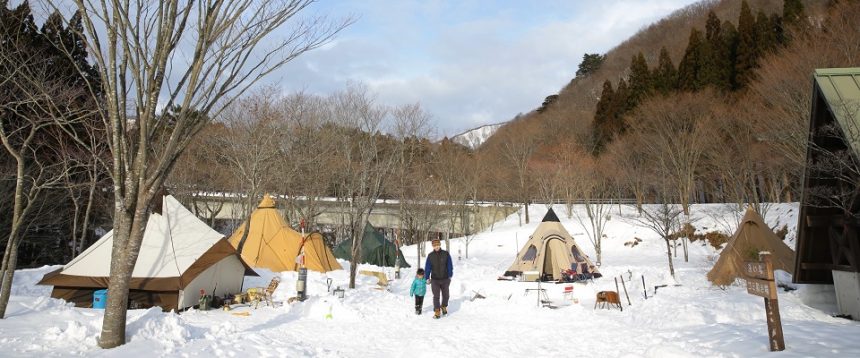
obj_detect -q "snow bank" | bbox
[2,202,859,357]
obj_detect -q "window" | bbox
[522,245,537,261]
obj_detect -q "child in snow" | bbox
[410,268,427,315]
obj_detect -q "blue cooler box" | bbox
[93,289,108,309]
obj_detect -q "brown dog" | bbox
[594,291,622,311]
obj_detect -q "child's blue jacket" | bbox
[410,277,427,296]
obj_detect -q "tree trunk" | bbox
[98,199,150,349]
[348,219,363,289]
[349,233,361,288]
[524,200,530,224]
[0,160,31,318]
[0,239,21,318]
[79,179,97,256]
[683,236,689,262]
[665,238,675,278]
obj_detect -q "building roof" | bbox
[813,68,860,156]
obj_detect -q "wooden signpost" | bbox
[743,252,785,352]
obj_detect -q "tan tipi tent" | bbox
[38,194,256,311]
[707,208,795,286]
[503,208,600,281]
[228,194,341,273]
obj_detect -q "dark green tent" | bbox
[334,223,410,268]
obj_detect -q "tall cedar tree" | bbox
[702,11,727,90]
[734,1,757,89]
[652,47,677,95]
[755,10,779,54]
[614,78,631,115]
[720,20,739,90]
[677,28,706,91]
[782,0,804,29]
[628,52,652,107]
[592,80,615,154]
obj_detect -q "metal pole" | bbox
[642,275,647,299]
[621,276,631,306]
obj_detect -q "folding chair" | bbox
[562,285,574,300]
[249,277,280,309]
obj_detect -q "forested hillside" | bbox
[479,0,859,212]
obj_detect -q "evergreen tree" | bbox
[576,53,605,78]
[734,0,757,89]
[614,78,631,116]
[627,52,651,107]
[705,11,721,43]
[720,20,739,91]
[652,47,677,95]
[677,28,705,91]
[770,13,786,48]
[755,10,777,54]
[592,80,615,154]
[700,11,724,89]
[782,0,804,28]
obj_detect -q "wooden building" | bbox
[794,68,860,320]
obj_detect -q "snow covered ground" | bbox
[3,203,860,357]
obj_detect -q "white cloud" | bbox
[264,0,700,137]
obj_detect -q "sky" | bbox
[265,0,702,137]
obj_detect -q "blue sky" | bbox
[265,0,705,137]
[38,0,701,137]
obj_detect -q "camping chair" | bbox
[562,285,574,300]
[248,277,280,309]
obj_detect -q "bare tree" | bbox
[328,83,395,289]
[401,174,445,267]
[0,39,96,317]
[603,134,651,214]
[168,124,233,227]
[454,149,485,259]
[571,156,613,265]
[498,122,539,225]
[58,128,108,259]
[627,198,684,278]
[433,140,472,250]
[628,92,716,215]
[275,92,334,229]
[51,0,350,348]
[533,162,564,206]
[390,102,433,261]
[216,88,284,252]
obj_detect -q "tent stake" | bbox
[642,275,647,299]
[620,276,631,306]
[614,276,620,297]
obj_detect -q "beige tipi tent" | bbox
[228,194,341,273]
[38,194,256,311]
[707,208,795,286]
[503,208,600,281]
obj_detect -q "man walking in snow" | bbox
[425,238,453,319]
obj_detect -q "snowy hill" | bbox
[3,202,860,357]
[451,122,503,149]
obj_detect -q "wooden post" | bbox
[744,253,785,352]
[761,253,785,352]
[642,275,647,299]
[614,276,620,296]
[620,276,631,306]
